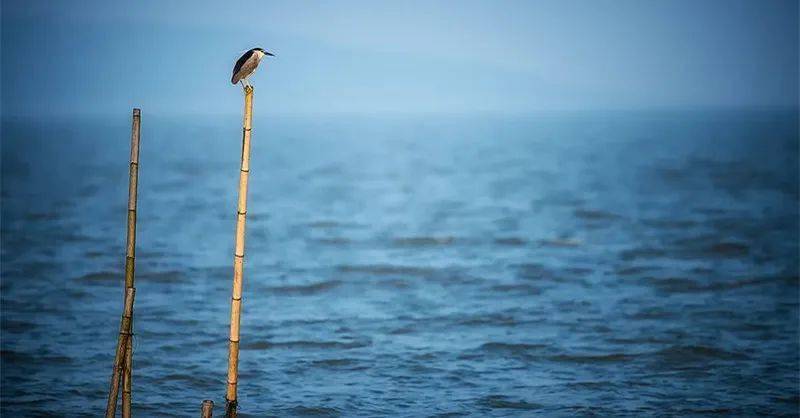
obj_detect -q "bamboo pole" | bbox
[121,108,141,418]
[201,400,214,418]
[105,288,135,417]
[106,108,141,418]
[122,334,133,418]
[225,86,254,418]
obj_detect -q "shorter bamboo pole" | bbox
[225,85,254,418]
[105,287,135,417]
[201,400,214,418]
[121,334,133,418]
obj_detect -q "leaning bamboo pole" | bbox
[106,108,142,418]
[225,86,254,418]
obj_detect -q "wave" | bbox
[472,342,746,365]
[479,395,542,410]
[337,264,437,277]
[477,342,548,355]
[489,283,542,294]
[241,339,371,350]
[312,237,352,245]
[279,406,342,417]
[538,238,581,248]
[75,270,121,283]
[547,353,635,363]
[138,270,190,283]
[574,209,621,221]
[267,280,342,295]
[653,345,749,362]
[644,275,797,293]
[494,237,527,246]
[310,358,367,371]
[457,314,520,326]
[392,236,458,247]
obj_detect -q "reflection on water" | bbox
[2,110,798,416]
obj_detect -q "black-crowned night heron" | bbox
[231,48,274,89]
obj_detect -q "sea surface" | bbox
[2,109,798,417]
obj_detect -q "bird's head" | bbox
[254,48,274,59]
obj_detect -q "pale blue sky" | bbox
[2,0,798,116]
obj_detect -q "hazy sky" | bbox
[2,0,798,116]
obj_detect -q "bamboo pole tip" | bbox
[244,86,254,94]
[133,108,141,116]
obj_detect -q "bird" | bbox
[231,47,274,89]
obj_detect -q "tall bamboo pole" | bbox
[121,108,140,417]
[225,86,254,418]
[106,108,141,418]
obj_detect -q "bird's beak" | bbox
[265,51,275,57]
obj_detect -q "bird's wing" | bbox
[231,50,255,84]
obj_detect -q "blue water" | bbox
[2,109,798,416]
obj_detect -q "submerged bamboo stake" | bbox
[201,400,214,418]
[106,108,142,418]
[225,86,254,418]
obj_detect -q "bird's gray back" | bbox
[232,52,260,84]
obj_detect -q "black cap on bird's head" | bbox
[253,47,274,57]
